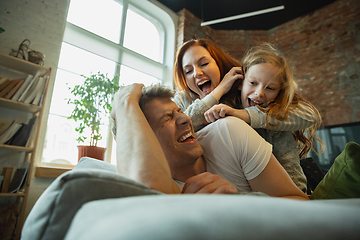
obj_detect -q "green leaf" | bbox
[67,72,120,146]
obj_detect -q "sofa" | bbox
[21,142,360,240]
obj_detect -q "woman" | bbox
[173,39,321,192]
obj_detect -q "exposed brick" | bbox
[176,0,360,126]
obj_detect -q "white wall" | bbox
[0,0,70,219]
[0,0,177,222]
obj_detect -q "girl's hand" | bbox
[204,104,236,123]
[204,104,251,124]
[211,67,243,101]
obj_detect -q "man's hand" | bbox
[182,172,238,194]
[111,83,144,120]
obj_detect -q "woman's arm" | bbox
[173,92,218,132]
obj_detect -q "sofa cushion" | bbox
[310,142,360,199]
[21,157,162,240]
[65,195,360,240]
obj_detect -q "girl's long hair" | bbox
[173,38,242,108]
[242,43,324,158]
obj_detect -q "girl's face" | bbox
[182,45,221,99]
[240,63,281,108]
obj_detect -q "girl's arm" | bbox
[204,101,317,132]
[245,101,317,131]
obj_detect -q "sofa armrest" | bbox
[21,157,162,240]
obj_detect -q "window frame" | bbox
[35,0,177,177]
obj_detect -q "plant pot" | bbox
[77,145,107,161]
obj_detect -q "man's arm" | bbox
[197,117,308,200]
[182,172,238,194]
[248,154,309,200]
[111,84,180,194]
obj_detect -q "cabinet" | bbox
[0,52,50,239]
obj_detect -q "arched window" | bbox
[42,0,176,166]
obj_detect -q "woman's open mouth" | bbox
[198,80,212,95]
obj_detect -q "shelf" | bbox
[0,192,26,197]
[0,52,49,76]
[0,52,51,239]
[0,144,33,152]
[0,97,41,114]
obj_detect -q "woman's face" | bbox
[182,45,221,99]
[240,63,281,108]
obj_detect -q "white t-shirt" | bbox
[196,117,272,193]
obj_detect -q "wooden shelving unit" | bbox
[0,52,51,239]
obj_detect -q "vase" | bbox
[77,145,107,161]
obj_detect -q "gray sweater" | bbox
[173,91,317,192]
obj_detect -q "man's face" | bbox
[142,98,203,167]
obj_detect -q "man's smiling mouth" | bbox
[178,131,194,142]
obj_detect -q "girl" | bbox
[173,39,323,192]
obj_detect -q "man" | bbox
[111,83,308,200]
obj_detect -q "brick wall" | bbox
[177,0,360,127]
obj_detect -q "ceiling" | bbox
[157,0,337,30]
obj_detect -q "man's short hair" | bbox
[111,84,175,138]
[139,84,175,112]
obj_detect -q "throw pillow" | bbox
[310,142,360,199]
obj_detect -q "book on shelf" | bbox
[7,116,37,147]
[0,121,22,145]
[7,162,30,193]
[33,75,49,106]
[0,77,8,86]
[1,167,13,193]
[18,71,41,102]
[11,74,33,101]
[0,79,10,91]
[4,79,25,99]
[0,79,23,98]
[23,76,45,104]
[0,119,14,136]
[0,175,4,191]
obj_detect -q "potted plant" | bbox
[67,72,120,161]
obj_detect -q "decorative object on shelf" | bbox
[28,51,45,66]
[10,39,45,65]
[10,39,30,60]
[67,72,120,161]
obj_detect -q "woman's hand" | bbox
[204,104,251,124]
[211,67,243,101]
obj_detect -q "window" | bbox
[308,122,360,170]
[40,0,176,168]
